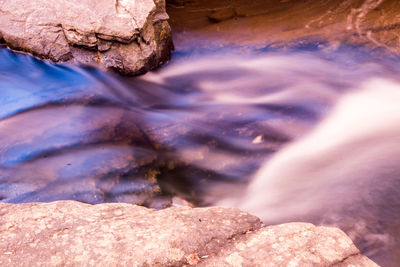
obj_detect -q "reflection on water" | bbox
[1,45,400,265]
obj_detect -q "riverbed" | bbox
[1,0,400,266]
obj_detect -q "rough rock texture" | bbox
[199,223,378,267]
[0,0,173,74]
[0,201,378,266]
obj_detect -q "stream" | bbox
[1,44,400,265]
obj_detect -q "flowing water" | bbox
[1,44,400,265]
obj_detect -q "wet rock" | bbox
[0,0,173,75]
[0,201,378,266]
[167,0,191,7]
[167,0,400,54]
[208,8,236,23]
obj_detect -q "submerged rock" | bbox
[0,0,173,74]
[0,201,378,266]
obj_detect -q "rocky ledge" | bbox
[0,201,378,266]
[0,0,173,75]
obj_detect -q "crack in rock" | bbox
[0,0,173,75]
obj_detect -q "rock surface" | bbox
[0,0,173,74]
[0,201,378,266]
[167,0,400,53]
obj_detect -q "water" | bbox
[1,45,400,265]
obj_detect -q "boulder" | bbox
[0,201,378,266]
[198,223,379,267]
[0,0,173,75]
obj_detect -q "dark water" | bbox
[1,45,400,265]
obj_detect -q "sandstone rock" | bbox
[199,223,379,267]
[0,0,173,75]
[167,0,400,54]
[0,201,378,266]
[167,0,191,7]
[208,8,236,23]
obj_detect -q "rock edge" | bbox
[0,0,173,75]
[0,201,379,266]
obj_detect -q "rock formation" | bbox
[0,0,173,74]
[0,201,378,266]
[167,0,400,54]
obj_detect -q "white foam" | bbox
[225,78,400,223]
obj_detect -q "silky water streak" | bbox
[217,78,400,266]
[1,46,400,265]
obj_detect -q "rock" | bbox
[167,0,400,54]
[199,223,378,267]
[208,8,236,23]
[0,201,378,266]
[0,0,173,75]
[167,0,191,7]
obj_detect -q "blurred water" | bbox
[1,45,400,265]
